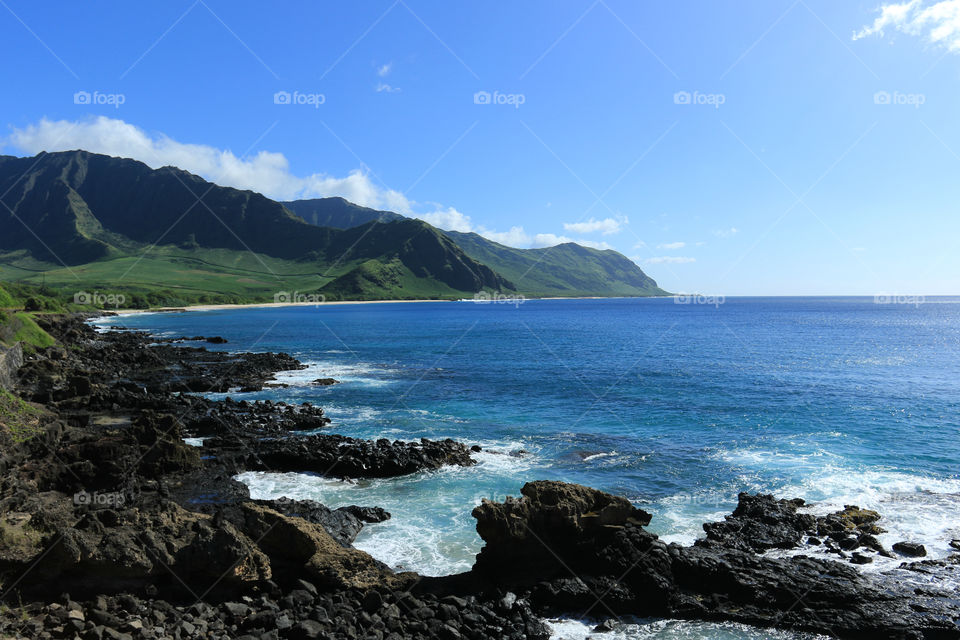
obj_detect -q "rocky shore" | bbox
[0,314,957,639]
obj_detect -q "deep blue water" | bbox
[104,297,960,639]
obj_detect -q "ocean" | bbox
[102,297,960,639]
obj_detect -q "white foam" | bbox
[183,437,208,447]
[582,451,616,462]
[234,436,541,577]
[272,360,397,388]
[547,618,828,639]
[717,447,960,564]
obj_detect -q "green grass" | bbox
[0,312,56,353]
[320,258,474,301]
[0,246,339,308]
[0,244,484,308]
[0,389,44,444]
[10,314,55,352]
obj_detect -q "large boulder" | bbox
[254,497,390,547]
[237,503,415,591]
[698,493,816,552]
[471,481,654,583]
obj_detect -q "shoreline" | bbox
[1,313,957,638]
[109,295,675,315]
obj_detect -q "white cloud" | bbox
[657,241,686,250]
[4,116,615,252]
[480,226,533,246]
[476,227,612,249]
[377,62,393,77]
[562,216,626,235]
[644,256,696,264]
[375,82,401,93]
[417,207,472,232]
[854,0,960,52]
[7,116,417,212]
[713,227,739,238]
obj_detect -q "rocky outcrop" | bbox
[213,432,476,479]
[238,503,409,592]
[0,342,23,390]
[467,482,960,638]
[472,480,651,579]
[32,501,272,598]
[255,497,390,547]
[699,493,890,559]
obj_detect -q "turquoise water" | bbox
[105,297,960,639]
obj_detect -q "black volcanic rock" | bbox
[210,432,476,479]
[2,316,957,639]
[465,481,960,638]
[698,492,815,552]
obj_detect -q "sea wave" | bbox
[547,617,829,639]
[272,360,398,388]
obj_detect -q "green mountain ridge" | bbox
[283,197,405,229]
[443,231,668,297]
[282,197,667,297]
[0,151,509,303]
[0,150,666,305]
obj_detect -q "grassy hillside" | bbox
[0,283,58,353]
[443,231,669,297]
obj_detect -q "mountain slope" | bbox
[443,231,667,297]
[283,197,405,229]
[284,196,667,297]
[0,151,510,301]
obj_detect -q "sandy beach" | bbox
[111,298,456,315]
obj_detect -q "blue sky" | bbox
[2,0,959,295]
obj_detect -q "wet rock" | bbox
[216,433,476,479]
[892,541,927,557]
[254,497,390,547]
[698,493,814,552]
[469,482,960,638]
